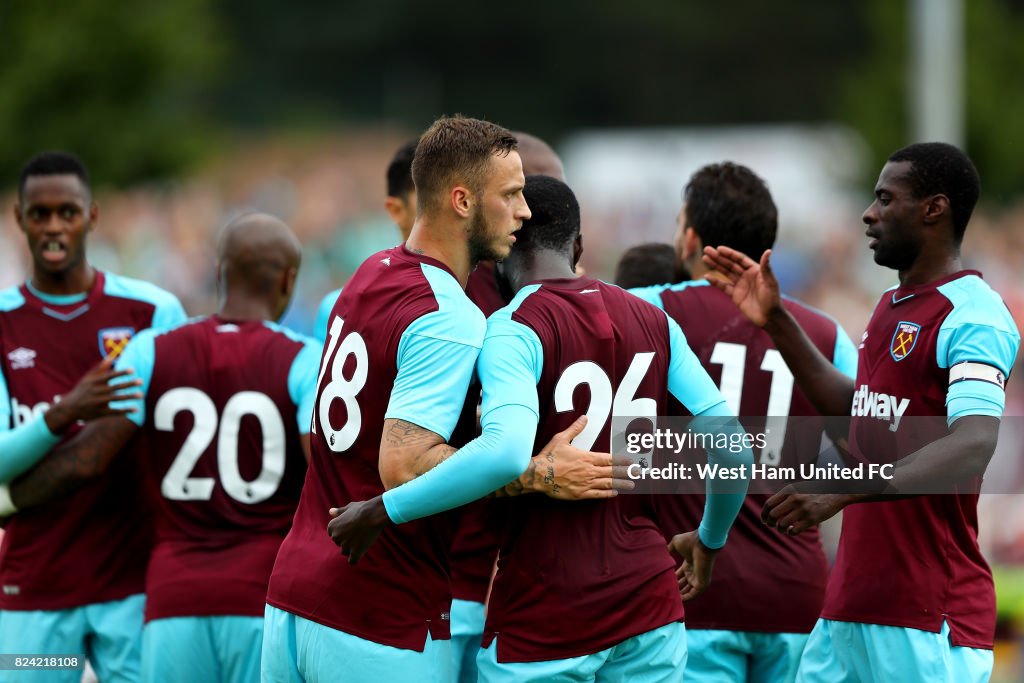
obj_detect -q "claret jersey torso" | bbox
[634,280,857,633]
[825,270,1019,649]
[0,271,185,610]
[483,277,724,662]
[267,245,485,651]
[114,315,320,622]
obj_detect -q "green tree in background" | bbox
[837,0,1024,201]
[0,0,223,187]
[212,0,867,140]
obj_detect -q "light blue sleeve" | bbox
[832,324,858,379]
[288,338,323,434]
[0,358,62,483]
[151,294,187,331]
[384,265,486,441]
[665,314,752,549]
[103,273,186,331]
[665,315,729,415]
[478,308,544,419]
[627,284,669,309]
[314,288,342,342]
[111,329,158,427]
[382,290,543,524]
[0,370,9,433]
[0,416,61,485]
[937,278,1021,422]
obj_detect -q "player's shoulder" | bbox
[139,315,204,344]
[102,271,182,311]
[0,284,25,314]
[627,279,711,309]
[596,280,675,330]
[397,258,485,347]
[936,272,1018,334]
[261,320,322,351]
[487,283,542,335]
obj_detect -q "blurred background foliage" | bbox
[3,0,1022,196]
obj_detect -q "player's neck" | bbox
[30,263,95,296]
[897,248,962,288]
[218,297,277,323]
[405,220,472,286]
[512,251,576,292]
[687,261,710,280]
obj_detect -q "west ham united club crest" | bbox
[890,321,921,362]
[98,327,135,359]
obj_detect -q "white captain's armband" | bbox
[949,361,1006,390]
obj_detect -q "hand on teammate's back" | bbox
[327,496,393,565]
[44,356,143,434]
[701,246,782,328]
[528,416,636,500]
[668,530,719,601]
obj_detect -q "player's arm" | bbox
[0,357,141,486]
[763,311,1019,534]
[663,315,754,598]
[0,332,157,513]
[375,310,625,495]
[703,246,854,416]
[331,315,630,562]
[3,416,139,512]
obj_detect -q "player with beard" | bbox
[314,139,418,340]
[262,117,624,683]
[328,175,752,683]
[630,162,857,683]
[0,151,186,682]
[703,143,1019,682]
[6,213,320,683]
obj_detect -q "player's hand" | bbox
[701,247,782,328]
[668,530,719,601]
[530,416,635,500]
[45,356,143,434]
[327,496,393,564]
[761,487,848,536]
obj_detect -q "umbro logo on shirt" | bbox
[381,257,392,266]
[580,289,599,294]
[7,347,36,370]
[858,331,869,349]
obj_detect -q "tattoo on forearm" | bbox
[384,419,434,448]
[412,444,456,478]
[12,418,135,509]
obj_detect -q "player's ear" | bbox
[281,266,298,299]
[13,202,23,230]
[85,202,99,234]
[451,185,472,219]
[922,194,949,226]
[573,233,584,270]
[682,227,702,261]
[384,196,404,224]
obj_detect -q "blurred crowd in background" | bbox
[3,0,1024,677]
